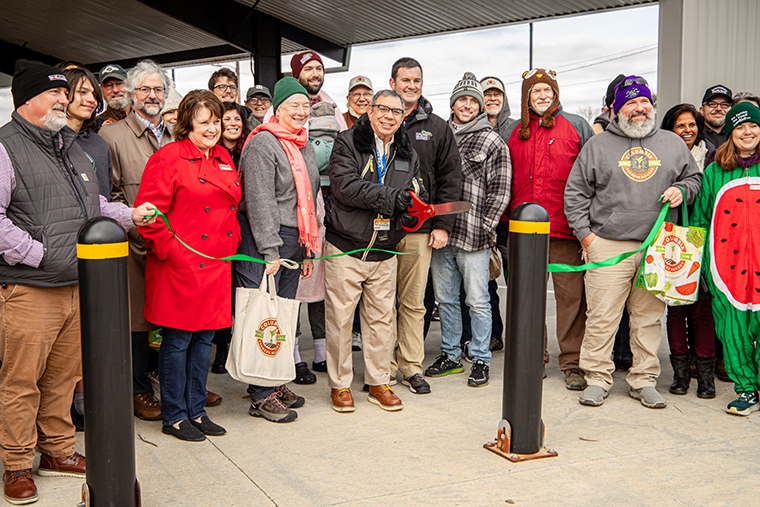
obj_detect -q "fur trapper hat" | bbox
[518,68,559,141]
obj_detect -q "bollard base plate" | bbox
[80,478,142,507]
[483,420,558,463]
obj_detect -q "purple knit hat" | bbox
[612,75,653,113]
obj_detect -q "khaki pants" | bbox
[580,237,665,390]
[391,233,432,378]
[324,242,398,389]
[0,284,81,470]
[549,237,587,371]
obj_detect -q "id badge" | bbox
[374,218,390,231]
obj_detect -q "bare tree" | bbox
[576,106,596,124]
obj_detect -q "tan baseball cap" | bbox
[348,75,373,93]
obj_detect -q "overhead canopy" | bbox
[0,0,656,87]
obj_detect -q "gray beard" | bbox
[107,96,130,110]
[619,113,655,138]
[135,100,162,117]
[705,116,725,130]
[42,109,67,131]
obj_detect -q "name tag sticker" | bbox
[219,164,233,171]
[81,173,89,182]
[374,218,390,231]
[751,184,760,191]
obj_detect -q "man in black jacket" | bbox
[324,90,425,413]
[388,58,462,395]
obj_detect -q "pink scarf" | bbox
[247,119,320,256]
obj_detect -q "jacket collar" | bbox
[176,138,228,162]
[125,111,173,142]
[352,113,413,159]
[12,111,77,153]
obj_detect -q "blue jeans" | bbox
[431,246,492,365]
[159,327,215,426]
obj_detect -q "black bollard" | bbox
[484,203,558,462]
[77,217,141,506]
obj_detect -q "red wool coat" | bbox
[136,139,242,331]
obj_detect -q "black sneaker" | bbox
[402,373,431,394]
[293,362,316,384]
[424,353,464,377]
[468,360,489,387]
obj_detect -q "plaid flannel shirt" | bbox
[448,127,511,251]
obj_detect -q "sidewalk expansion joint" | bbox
[207,439,279,506]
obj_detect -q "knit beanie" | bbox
[612,75,653,114]
[160,87,183,115]
[605,74,626,109]
[290,51,324,80]
[450,72,484,110]
[723,102,760,137]
[12,59,70,109]
[272,77,309,112]
[518,68,560,141]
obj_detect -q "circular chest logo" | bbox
[255,318,286,357]
[660,234,687,273]
[618,147,661,181]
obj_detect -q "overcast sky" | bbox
[0,5,659,124]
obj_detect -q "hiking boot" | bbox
[276,384,305,408]
[134,393,162,421]
[564,369,587,391]
[3,469,37,505]
[726,391,760,416]
[249,392,297,423]
[669,354,691,395]
[695,357,716,399]
[367,385,403,411]
[467,360,489,387]
[206,390,222,407]
[293,362,316,385]
[461,341,474,363]
[716,357,732,382]
[331,388,355,413]
[629,386,667,409]
[424,353,464,377]
[402,373,431,394]
[489,335,504,351]
[579,385,608,406]
[37,452,86,478]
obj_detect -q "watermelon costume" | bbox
[692,161,760,393]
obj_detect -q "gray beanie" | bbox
[450,72,484,111]
[160,87,183,115]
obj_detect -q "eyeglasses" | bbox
[350,92,372,99]
[246,96,270,104]
[136,86,165,96]
[704,101,731,110]
[102,81,126,91]
[619,77,648,89]
[372,104,403,118]
[214,84,238,92]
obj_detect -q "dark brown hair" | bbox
[173,90,224,141]
[391,57,423,80]
[660,103,706,146]
[62,67,104,132]
[219,101,250,157]
[207,68,238,90]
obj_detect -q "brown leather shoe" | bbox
[37,452,86,478]
[3,469,37,505]
[206,390,222,407]
[330,388,355,413]
[367,385,403,411]
[134,393,162,420]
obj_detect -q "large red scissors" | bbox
[402,191,473,232]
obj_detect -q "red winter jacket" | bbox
[136,139,242,331]
[505,107,594,239]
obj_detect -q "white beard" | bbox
[42,107,67,131]
[618,110,655,138]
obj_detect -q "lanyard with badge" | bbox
[374,145,391,241]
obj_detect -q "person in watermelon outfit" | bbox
[692,101,760,416]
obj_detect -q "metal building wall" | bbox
[658,0,760,115]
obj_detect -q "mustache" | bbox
[51,104,66,112]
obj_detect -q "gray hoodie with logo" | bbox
[564,117,702,243]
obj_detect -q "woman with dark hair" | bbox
[661,103,716,170]
[135,90,242,440]
[660,103,718,398]
[219,102,250,169]
[62,66,113,199]
[692,102,760,415]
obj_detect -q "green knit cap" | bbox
[723,101,760,137]
[272,77,309,112]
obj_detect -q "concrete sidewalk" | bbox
[29,286,758,506]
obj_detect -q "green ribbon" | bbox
[547,203,669,273]
[149,209,417,269]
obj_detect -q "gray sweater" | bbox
[564,118,702,242]
[240,130,319,261]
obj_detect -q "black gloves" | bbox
[400,213,419,229]
[395,189,412,212]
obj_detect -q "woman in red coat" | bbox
[136,90,242,441]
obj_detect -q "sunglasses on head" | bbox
[616,77,648,92]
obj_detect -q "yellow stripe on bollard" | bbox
[509,220,550,235]
[77,242,129,259]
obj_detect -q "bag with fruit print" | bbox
[637,199,705,306]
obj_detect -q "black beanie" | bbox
[12,60,70,109]
[605,74,626,109]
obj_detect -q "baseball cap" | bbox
[702,85,733,104]
[98,64,127,84]
[348,75,373,93]
[246,84,272,100]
